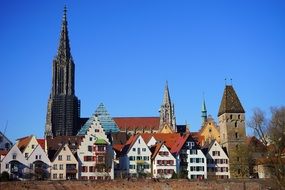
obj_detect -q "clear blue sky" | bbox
[0,1,284,142]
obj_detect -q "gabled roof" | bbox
[0,150,8,157]
[17,135,33,152]
[113,117,160,131]
[120,134,140,155]
[218,85,245,116]
[95,103,119,133]
[150,142,163,160]
[49,143,66,162]
[190,132,205,146]
[141,133,190,155]
[47,136,83,153]
[37,139,45,150]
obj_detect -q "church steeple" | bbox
[45,6,80,138]
[162,81,171,106]
[159,81,176,133]
[201,97,207,124]
[57,6,71,61]
[52,6,75,96]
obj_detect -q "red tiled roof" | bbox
[142,133,190,155]
[121,134,140,155]
[191,132,205,146]
[37,139,46,150]
[0,150,8,157]
[150,142,163,160]
[113,117,160,131]
[17,135,33,152]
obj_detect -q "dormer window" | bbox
[12,154,16,159]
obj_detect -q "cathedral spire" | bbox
[57,5,71,61]
[162,81,171,105]
[159,81,176,133]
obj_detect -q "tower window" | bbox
[230,115,233,119]
[235,132,238,139]
[238,115,241,119]
[235,121,238,128]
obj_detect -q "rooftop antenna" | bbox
[3,120,8,135]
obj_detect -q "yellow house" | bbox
[200,116,220,145]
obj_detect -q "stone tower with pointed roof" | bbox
[45,7,80,137]
[218,85,247,178]
[159,81,176,133]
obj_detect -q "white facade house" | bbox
[50,144,78,180]
[0,144,29,179]
[186,140,207,179]
[120,135,151,177]
[0,131,13,151]
[27,144,51,179]
[203,140,230,179]
[77,106,114,180]
[151,142,176,179]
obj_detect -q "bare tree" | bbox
[248,107,285,188]
[248,108,268,146]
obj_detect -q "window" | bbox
[59,174,63,179]
[235,121,238,128]
[238,115,241,119]
[67,155,71,161]
[142,148,146,152]
[82,166,88,172]
[53,164,58,170]
[98,145,105,152]
[98,156,105,163]
[32,145,35,149]
[237,157,240,162]
[132,148,136,152]
[230,115,233,119]
[143,156,149,161]
[12,154,16,159]
[144,164,149,169]
[35,155,38,159]
[84,156,94,161]
[137,156,142,160]
[129,165,136,169]
[88,146,93,152]
[95,129,99,132]
[60,164,63,170]
[39,155,41,160]
[53,174,57,179]
[90,137,92,141]
[63,147,66,151]
[138,148,141,154]
[190,149,197,155]
[25,153,29,158]
[5,164,9,169]
[235,132,238,139]
[58,155,62,161]
[89,166,95,172]
[209,128,212,133]
[213,151,220,156]
[129,156,135,161]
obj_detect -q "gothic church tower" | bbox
[159,81,176,133]
[45,7,80,137]
[218,85,247,178]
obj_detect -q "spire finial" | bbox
[63,5,67,21]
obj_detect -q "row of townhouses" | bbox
[113,133,229,179]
